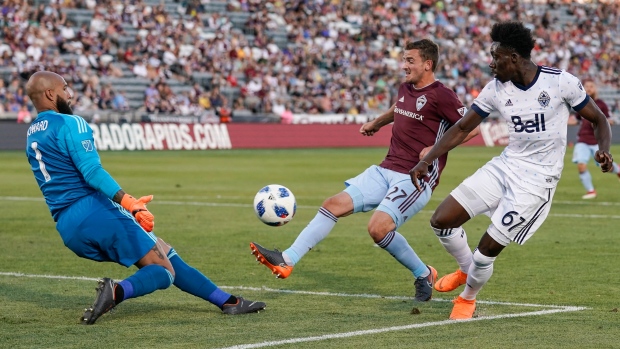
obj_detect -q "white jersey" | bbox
[472,65,589,188]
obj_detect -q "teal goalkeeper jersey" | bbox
[26,110,121,221]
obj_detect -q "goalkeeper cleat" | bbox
[222,297,266,315]
[449,296,476,320]
[413,265,437,302]
[434,269,468,292]
[250,242,293,279]
[81,278,117,325]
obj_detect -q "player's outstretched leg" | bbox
[82,264,174,325]
[167,248,266,314]
[250,242,294,279]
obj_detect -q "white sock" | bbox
[460,249,496,300]
[432,226,472,273]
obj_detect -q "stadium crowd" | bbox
[1,0,620,122]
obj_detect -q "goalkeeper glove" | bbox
[120,194,154,232]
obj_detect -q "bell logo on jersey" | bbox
[416,95,427,111]
[511,114,546,133]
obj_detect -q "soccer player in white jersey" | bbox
[409,21,614,320]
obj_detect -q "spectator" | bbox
[17,104,32,123]
[112,91,130,111]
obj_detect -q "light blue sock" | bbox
[119,264,174,300]
[284,207,338,265]
[377,231,428,278]
[611,162,620,175]
[579,170,594,191]
[167,248,231,309]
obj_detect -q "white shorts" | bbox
[450,159,556,246]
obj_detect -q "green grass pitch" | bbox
[1,146,619,348]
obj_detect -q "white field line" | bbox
[0,271,587,349]
[217,307,586,349]
[3,196,620,219]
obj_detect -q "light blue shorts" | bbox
[572,142,598,165]
[56,192,157,267]
[343,165,432,228]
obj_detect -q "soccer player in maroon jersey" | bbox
[570,79,620,199]
[250,39,479,303]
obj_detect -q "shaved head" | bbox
[26,71,73,115]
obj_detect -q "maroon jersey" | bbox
[576,98,610,145]
[379,81,465,190]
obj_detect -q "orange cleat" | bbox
[250,242,293,279]
[449,296,476,320]
[434,269,468,292]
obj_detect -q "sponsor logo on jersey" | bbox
[394,106,424,121]
[511,114,546,133]
[81,140,94,152]
[398,96,404,103]
[538,91,550,108]
[505,99,513,106]
[416,95,427,111]
[457,107,467,116]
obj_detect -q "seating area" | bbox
[1,0,620,123]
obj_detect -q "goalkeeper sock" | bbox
[284,207,338,265]
[167,248,232,309]
[117,264,174,302]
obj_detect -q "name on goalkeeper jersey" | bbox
[394,107,424,120]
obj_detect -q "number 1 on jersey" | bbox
[31,141,52,182]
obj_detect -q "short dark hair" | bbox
[405,39,439,72]
[490,21,535,59]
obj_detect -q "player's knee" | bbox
[367,217,393,243]
[322,195,353,217]
[430,211,452,229]
[157,238,172,255]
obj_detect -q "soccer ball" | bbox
[253,184,296,226]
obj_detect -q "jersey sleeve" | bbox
[470,80,498,118]
[59,116,121,199]
[438,88,467,125]
[560,72,589,112]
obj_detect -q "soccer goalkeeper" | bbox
[25,71,265,325]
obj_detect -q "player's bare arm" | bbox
[578,99,614,172]
[360,103,396,136]
[409,111,484,191]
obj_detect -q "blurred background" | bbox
[1,0,619,124]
